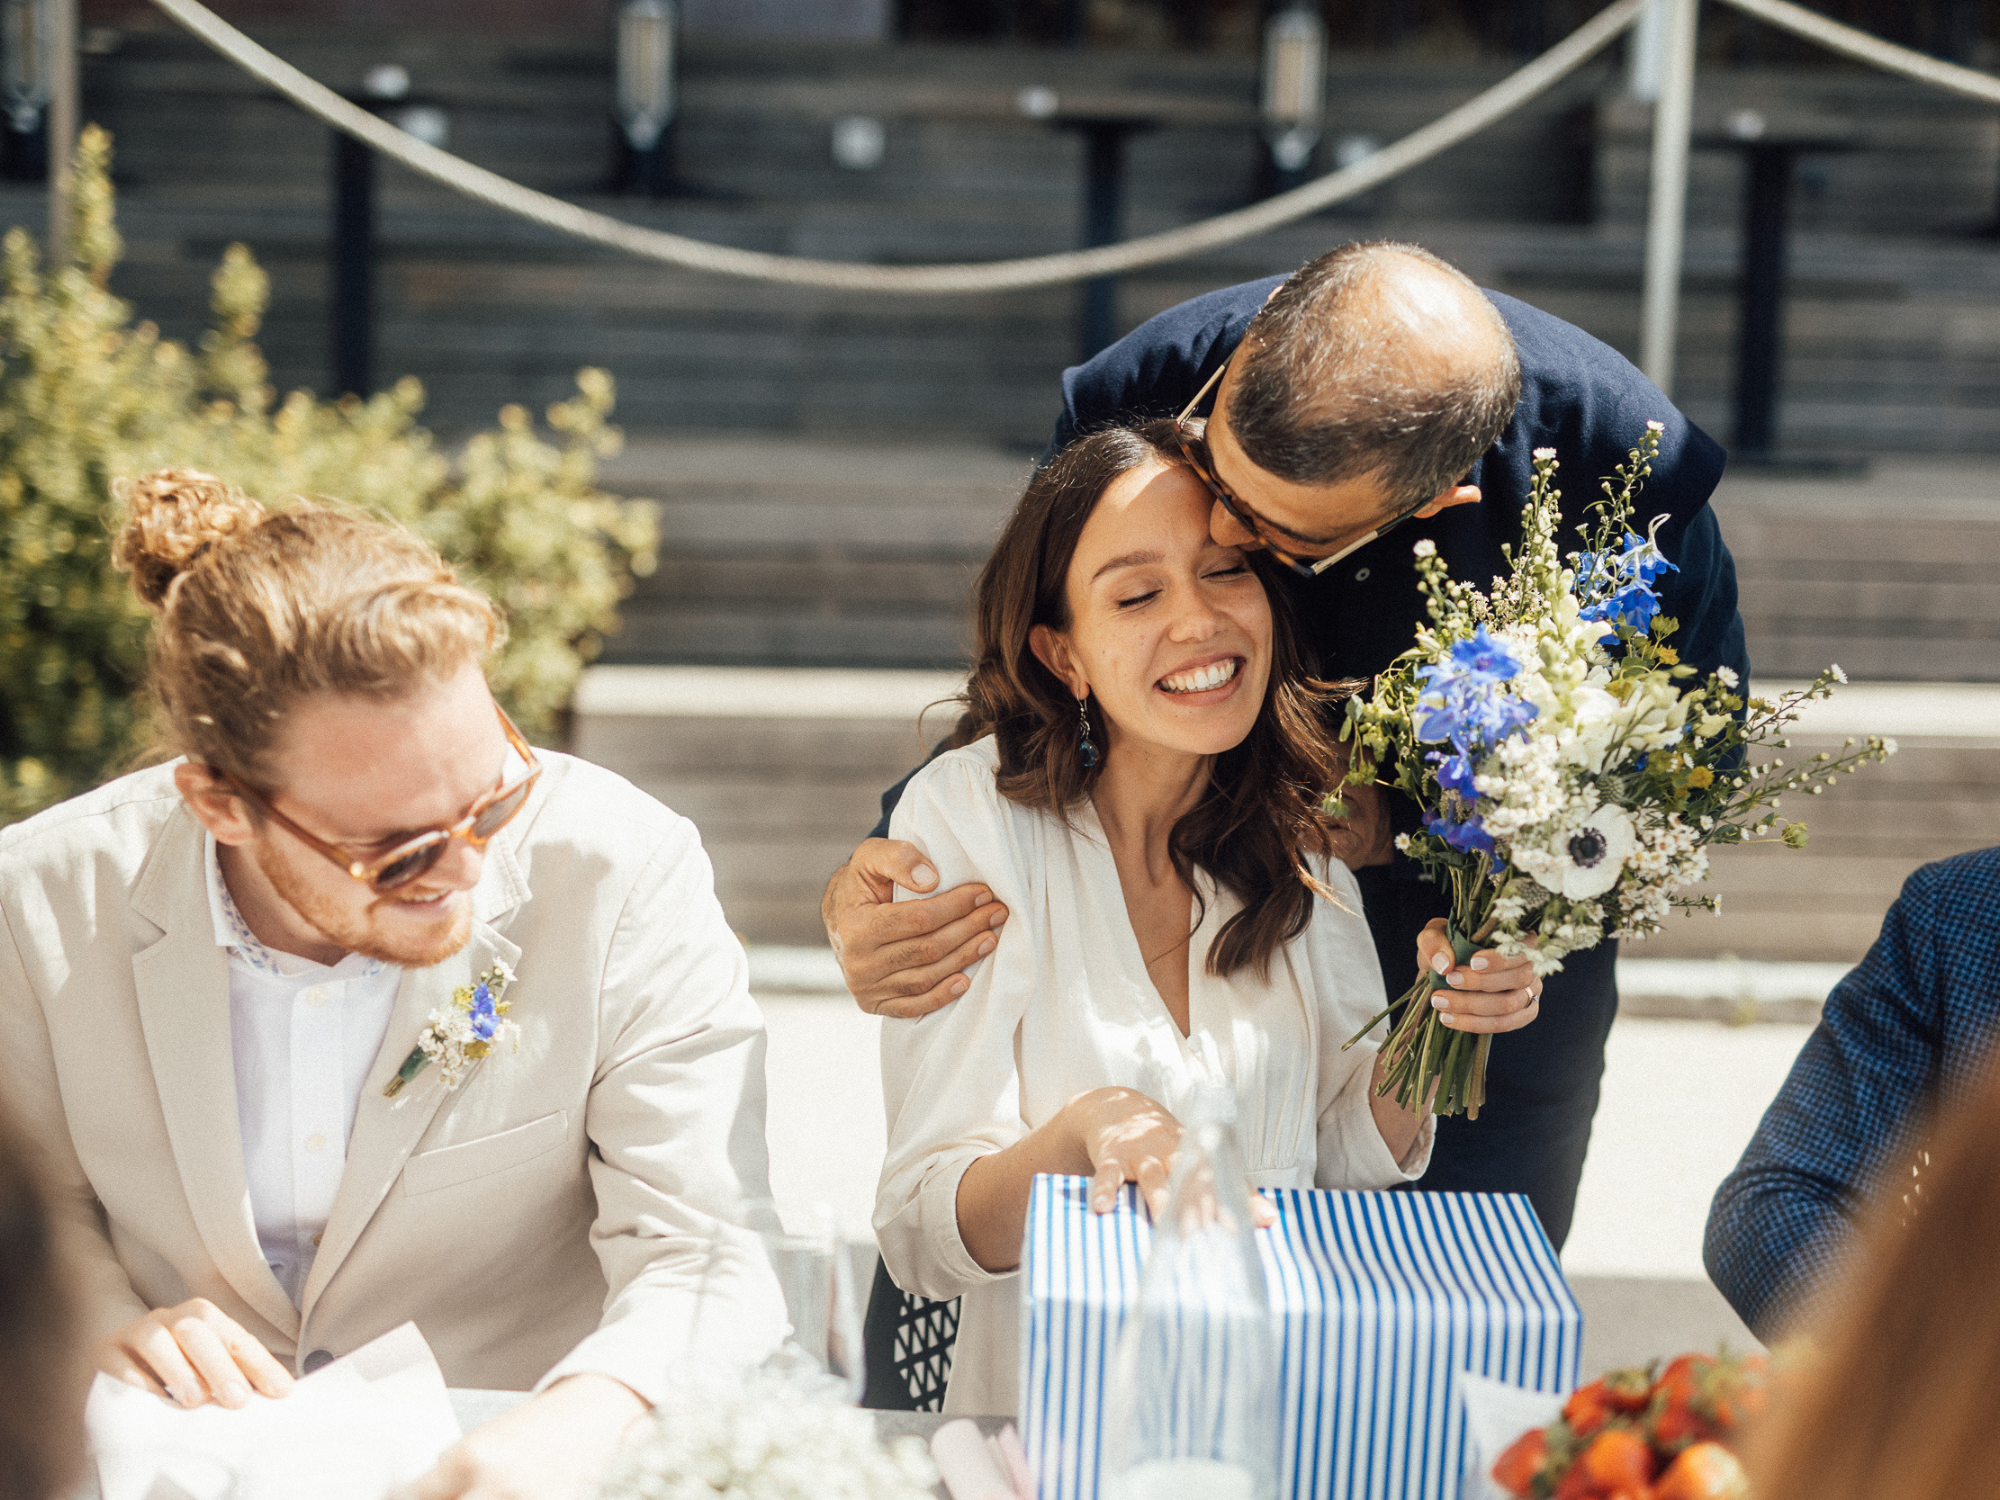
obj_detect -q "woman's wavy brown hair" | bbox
[951,420,1357,981]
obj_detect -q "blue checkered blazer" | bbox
[1705,845,2000,1337]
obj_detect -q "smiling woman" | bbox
[870,422,1542,1417]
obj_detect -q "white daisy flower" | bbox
[1715,666,1739,688]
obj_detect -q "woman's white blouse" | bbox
[874,738,1433,1416]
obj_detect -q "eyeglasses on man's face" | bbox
[1171,356,1428,579]
[213,703,541,893]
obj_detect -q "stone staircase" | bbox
[6,20,1992,452]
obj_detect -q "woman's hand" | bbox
[1415,920,1542,1034]
[1068,1087,1276,1230]
[95,1298,294,1408]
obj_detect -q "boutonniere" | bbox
[384,961,521,1098]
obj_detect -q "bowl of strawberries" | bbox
[1490,1351,1768,1500]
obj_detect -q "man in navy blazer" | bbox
[825,241,1749,1249]
[1706,847,2000,1337]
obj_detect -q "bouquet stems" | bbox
[1347,860,1501,1119]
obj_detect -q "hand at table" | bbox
[1415,920,1542,1034]
[822,837,1009,1019]
[396,1374,648,1500]
[95,1298,293,1409]
[1069,1086,1276,1231]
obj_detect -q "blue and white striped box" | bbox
[1021,1176,1581,1500]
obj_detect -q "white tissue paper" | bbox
[1455,1372,1567,1500]
[86,1322,461,1500]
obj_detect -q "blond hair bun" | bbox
[112,469,267,609]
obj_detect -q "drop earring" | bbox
[1076,694,1099,769]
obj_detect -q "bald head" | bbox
[1225,242,1521,514]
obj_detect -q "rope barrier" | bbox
[148,0,1644,294]
[147,0,2000,297]
[1713,0,2000,108]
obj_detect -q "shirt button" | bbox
[310,1231,324,1248]
[305,987,327,1007]
[305,1133,327,1154]
[302,1349,335,1373]
[1354,567,1371,582]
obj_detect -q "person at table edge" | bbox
[0,471,784,1499]
[1706,845,2000,1339]
[823,240,1749,1247]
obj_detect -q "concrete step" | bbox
[590,434,2000,683]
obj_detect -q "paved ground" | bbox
[752,950,1814,1376]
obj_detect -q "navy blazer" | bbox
[1706,847,2000,1337]
[1053,275,1750,690]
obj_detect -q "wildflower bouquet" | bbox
[1343,423,1894,1118]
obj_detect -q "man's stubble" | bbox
[254,841,471,970]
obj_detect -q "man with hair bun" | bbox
[0,470,786,1497]
[826,241,1750,1249]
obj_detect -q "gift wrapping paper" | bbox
[1021,1176,1581,1500]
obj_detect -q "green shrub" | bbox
[0,127,658,823]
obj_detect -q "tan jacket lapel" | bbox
[300,838,528,1319]
[129,807,301,1341]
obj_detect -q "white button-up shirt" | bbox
[205,834,402,1306]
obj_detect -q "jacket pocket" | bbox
[402,1110,570,1196]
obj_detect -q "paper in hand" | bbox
[87,1322,461,1500]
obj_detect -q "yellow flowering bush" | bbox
[0,127,657,823]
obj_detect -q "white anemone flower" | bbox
[1552,805,1638,898]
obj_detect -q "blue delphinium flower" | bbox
[1423,806,1494,854]
[1428,748,1479,799]
[1578,527,1679,642]
[1413,626,1536,747]
[468,981,499,1041]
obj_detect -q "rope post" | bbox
[1638,0,1698,396]
[43,0,74,262]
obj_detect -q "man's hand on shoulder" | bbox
[821,837,1009,1019]
[397,1374,648,1500]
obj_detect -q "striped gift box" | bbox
[1021,1175,1581,1500]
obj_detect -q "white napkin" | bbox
[87,1323,462,1500]
[1455,1372,1567,1500]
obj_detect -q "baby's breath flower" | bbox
[1413,539,1437,558]
[1830,664,1848,684]
[1532,446,1557,460]
[1715,665,1739,688]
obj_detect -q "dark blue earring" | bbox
[1077,695,1099,769]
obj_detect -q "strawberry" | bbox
[1601,1365,1655,1414]
[1653,1442,1747,1500]
[1578,1428,1657,1492]
[1646,1350,1767,1453]
[1490,1426,1548,1498]
[1552,1459,1601,1500]
[1563,1379,1616,1440]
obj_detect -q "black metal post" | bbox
[331,126,375,399]
[1077,120,1130,363]
[1731,143,1795,460]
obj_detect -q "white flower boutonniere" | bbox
[383,961,521,1098]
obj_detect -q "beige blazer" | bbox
[0,753,785,1399]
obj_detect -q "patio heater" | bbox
[331,64,448,400]
[0,0,52,180]
[1260,1,1325,196]
[613,0,678,197]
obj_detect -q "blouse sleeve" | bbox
[873,748,1043,1301]
[1305,857,1434,1188]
